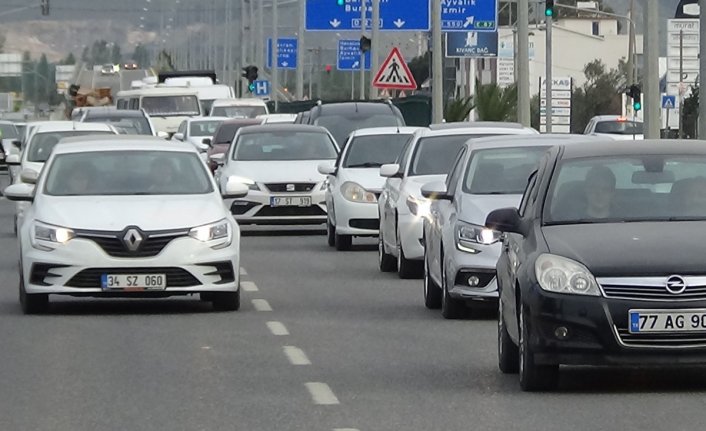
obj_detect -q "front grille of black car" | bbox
[601,283,706,302]
[66,267,200,288]
[75,228,189,258]
[265,183,316,193]
[255,206,327,217]
[616,328,706,348]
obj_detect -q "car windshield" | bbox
[342,134,412,168]
[211,105,267,118]
[545,156,706,224]
[44,150,213,196]
[315,114,403,146]
[141,96,200,116]
[190,120,224,137]
[464,146,548,194]
[84,116,152,135]
[27,131,114,162]
[233,131,337,161]
[594,120,643,135]
[213,121,261,145]
[409,134,481,176]
[0,123,19,139]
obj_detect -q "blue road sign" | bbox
[305,0,430,31]
[445,31,498,58]
[441,0,498,31]
[337,39,371,71]
[253,80,270,97]
[267,38,298,70]
[662,95,676,109]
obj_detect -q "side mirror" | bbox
[157,131,170,139]
[485,207,524,235]
[222,177,249,199]
[173,132,184,141]
[11,139,21,149]
[202,138,212,147]
[3,183,34,202]
[6,154,20,166]
[20,168,39,185]
[209,153,225,166]
[421,181,452,200]
[380,163,402,178]
[317,163,337,176]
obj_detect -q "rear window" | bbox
[342,134,412,168]
[211,106,267,118]
[314,114,403,146]
[594,120,643,135]
[27,131,114,162]
[233,131,337,161]
[190,120,224,136]
[212,122,260,145]
[84,115,152,135]
[409,134,480,176]
[464,146,549,194]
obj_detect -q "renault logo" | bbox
[666,275,687,295]
[123,228,144,252]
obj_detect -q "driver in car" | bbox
[583,165,617,219]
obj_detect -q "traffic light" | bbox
[336,0,344,5]
[360,36,371,53]
[242,65,258,92]
[626,84,642,111]
[41,0,50,16]
[545,0,555,17]
[325,64,332,74]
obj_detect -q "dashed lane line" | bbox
[240,267,248,275]
[252,299,272,311]
[283,346,311,365]
[266,321,290,336]
[305,382,340,405]
[241,281,259,292]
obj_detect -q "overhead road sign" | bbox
[372,47,417,90]
[337,39,372,71]
[441,0,498,31]
[305,0,430,31]
[267,38,298,70]
[253,80,270,97]
[445,31,498,58]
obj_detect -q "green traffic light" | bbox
[633,102,641,111]
[337,0,344,5]
[545,8,553,16]
[248,83,256,92]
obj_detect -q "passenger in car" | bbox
[583,165,616,219]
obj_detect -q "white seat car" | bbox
[319,127,419,250]
[377,123,538,279]
[215,124,338,225]
[4,136,248,314]
[583,115,644,140]
[173,117,229,151]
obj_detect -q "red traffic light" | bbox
[325,64,332,73]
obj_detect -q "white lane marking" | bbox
[241,281,258,292]
[252,299,272,311]
[240,267,248,275]
[305,382,340,405]
[283,346,311,365]
[266,321,290,336]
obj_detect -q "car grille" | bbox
[30,263,69,286]
[265,183,316,193]
[75,228,189,258]
[616,328,706,348]
[230,201,259,215]
[599,278,706,302]
[349,218,379,230]
[66,267,200,288]
[255,206,327,217]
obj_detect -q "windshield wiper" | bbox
[346,162,383,168]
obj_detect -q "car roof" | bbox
[84,109,146,118]
[238,124,329,134]
[312,102,398,115]
[192,116,230,122]
[349,126,422,137]
[559,139,706,159]
[117,87,200,96]
[429,121,529,131]
[54,135,194,154]
[415,126,536,138]
[212,98,267,106]
[466,134,608,151]
[590,115,642,122]
[222,118,263,125]
[33,122,115,133]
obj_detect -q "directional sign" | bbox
[662,95,676,109]
[337,39,371,71]
[445,31,498,58]
[372,47,417,90]
[267,38,298,70]
[305,0,430,31]
[253,80,270,97]
[442,0,498,31]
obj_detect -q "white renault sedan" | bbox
[319,127,419,250]
[4,136,248,314]
[215,124,338,225]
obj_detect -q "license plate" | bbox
[270,196,312,207]
[101,274,166,291]
[629,309,706,333]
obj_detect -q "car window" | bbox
[519,173,538,217]
[44,151,213,196]
[342,134,412,168]
[84,116,152,135]
[463,146,548,195]
[213,122,260,145]
[0,123,19,139]
[190,120,224,137]
[129,98,139,110]
[408,134,478,176]
[27,131,114,163]
[141,96,200,116]
[314,114,403,147]
[446,148,467,196]
[233,131,337,161]
[211,106,266,118]
[594,120,643,135]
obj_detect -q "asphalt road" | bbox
[0,174,705,430]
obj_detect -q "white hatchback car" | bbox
[319,127,419,250]
[377,123,538,278]
[4,136,248,314]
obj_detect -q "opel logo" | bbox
[123,228,144,252]
[665,275,687,295]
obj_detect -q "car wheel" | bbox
[335,233,352,251]
[211,290,240,311]
[519,300,558,391]
[440,250,465,319]
[19,271,48,315]
[498,296,519,374]
[326,218,336,247]
[397,230,422,279]
[378,230,397,272]
[423,249,441,309]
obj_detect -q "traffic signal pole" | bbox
[370,0,380,99]
[431,0,443,123]
[273,0,279,110]
[296,0,305,100]
[643,0,660,139]
[545,10,553,133]
[700,0,706,138]
[517,0,531,127]
[360,1,366,100]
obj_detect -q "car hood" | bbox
[542,222,706,277]
[458,194,522,226]
[338,168,386,191]
[223,160,330,183]
[35,194,225,231]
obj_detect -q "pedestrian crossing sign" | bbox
[372,47,417,90]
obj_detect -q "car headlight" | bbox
[189,219,232,249]
[535,254,600,296]
[341,181,377,203]
[406,196,430,217]
[228,176,259,191]
[32,221,74,250]
[455,221,501,252]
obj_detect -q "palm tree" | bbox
[443,96,475,122]
[474,82,518,122]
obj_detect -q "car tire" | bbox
[378,230,397,272]
[440,250,466,319]
[211,290,240,311]
[519,300,558,391]
[498,296,519,374]
[335,233,352,251]
[397,231,422,279]
[423,250,441,309]
[19,271,48,315]
[326,218,336,247]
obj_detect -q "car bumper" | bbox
[227,189,327,225]
[524,284,706,366]
[333,197,379,235]
[22,236,240,296]
[448,242,501,301]
[398,213,424,260]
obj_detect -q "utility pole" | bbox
[643,0,660,139]
[296,0,305,100]
[545,14,553,133]
[431,0,443,123]
[239,0,247,97]
[249,0,256,65]
[273,0,279,110]
[257,0,264,71]
[517,0,530,127]
[700,0,706,138]
[360,0,367,100]
[679,30,684,138]
[626,0,635,86]
[370,0,380,99]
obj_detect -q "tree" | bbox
[81,46,89,63]
[570,60,624,133]
[60,53,76,65]
[407,51,430,90]
[34,54,51,103]
[21,51,35,103]
[110,44,122,64]
[155,50,175,72]
[89,40,111,66]
[474,82,518,121]
[444,97,474,122]
[0,33,5,53]
[682,83,699,138]
[132,44,151,68]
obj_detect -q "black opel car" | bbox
[486,140,706,391]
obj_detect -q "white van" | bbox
[163,77,235,115]
[115,87,202,136]
[209,98,269,118]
